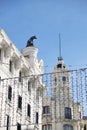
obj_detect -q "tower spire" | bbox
[58,33,63,61]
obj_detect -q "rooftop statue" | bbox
[26,36,37,47]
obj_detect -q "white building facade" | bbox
[0,29,45,130]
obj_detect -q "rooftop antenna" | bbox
[58,33,63,61]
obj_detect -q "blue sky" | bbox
[0,0,87,72]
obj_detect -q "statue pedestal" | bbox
[22,46,38,59]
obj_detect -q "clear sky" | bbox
[0,0,87,72]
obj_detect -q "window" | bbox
[42,124,52,130]
[27,104,31,117]
[57,63,62,68]
[9,60,12,72]
[43,106,50,114]
[8,86,12,101]
[36,112,38,124]
[84,124,86,130]
[18,96,22,110]
[54,77,57,86]
[63,124,73,130]
[65,107,71,119]
[6,115,9,130]
[17,123,21,130]
[19,71,22,82]
[62,76,66,82]
[28,81,31,91]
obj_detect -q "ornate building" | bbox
[0,29,87,130]
[42,53,87,130]
[0,29,45,130]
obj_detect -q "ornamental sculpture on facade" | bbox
[26,35,37,47]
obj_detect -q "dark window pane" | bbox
[19,71,21,82]
[28,81,31,91]
[43,106,50,114]
[84,124,86,130]
[54,77,57,86]
[7,115,9,130]
[27,104,31,117]
[8,86,12,101]
[42,124,52,130]
[65,107,71,119]
[62,76,66,82]
[9,60,12,72]
[17,123,21,130]
[63,124,73,130]
[36,112,38,124]
[57,64,62,68]
[18,96,22,110]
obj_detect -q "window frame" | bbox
[9,60,12,72]
[36,112,38,124]
[8,85,12,101]
[27,104,31,117]
[43,106,50,114]
[42,124,52,130]
[65,107,72,119]
[6,115,10,130]
[28,81,31,92]
[19,71,22,82]
[63,124,73,130]
[18,95,22,110]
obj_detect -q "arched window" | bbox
[63,124,73,130]
[62,76,66,84]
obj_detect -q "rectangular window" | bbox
[19,71,22,82]
[27,104,31,117]
[57,63,62,68]
[28,81,31,91]
[17,123,21,130]
[36,112,38,124]
[65,107,71,119]
[6,115,9,130]
[84,124,86,130]
[9,60,12,72]
[63,124,73,130]
[8,86,12,101]
[43,106,50,114]
[42,124,52,130]
[18,96,22,110]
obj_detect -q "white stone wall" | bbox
[0,29,44,130]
